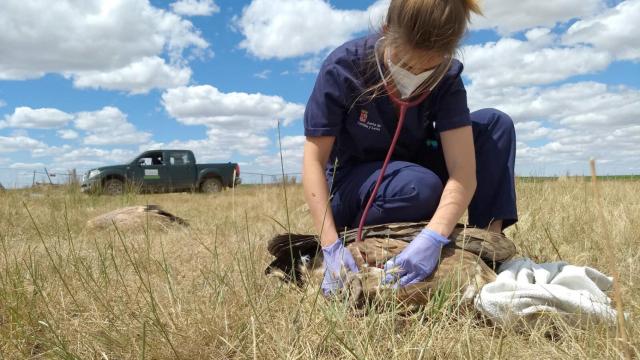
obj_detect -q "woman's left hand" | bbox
[383,228,450,287]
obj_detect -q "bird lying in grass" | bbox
[84,205,189,233]
[266,222,517,310]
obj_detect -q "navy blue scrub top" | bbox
[304,34,471,185]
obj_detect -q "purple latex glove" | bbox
[321,239,359,295]
[383,228,450,287]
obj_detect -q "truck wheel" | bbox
[103,179,124,196]
[201,178,223,193]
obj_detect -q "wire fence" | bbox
[0,167,303,189]
[0,168,85,189]
[240,172,302,185]
[3,166,637,190]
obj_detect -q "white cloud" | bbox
[462,28,612,89]
[515,124,640,175]
[162,85,304,131]
[52,147,136,169]
[31,144,73,158]
[253,70,271,79]
[9,162,46,170]
[234,0,630,66]
[0,99,5,108]
[468,82,640,174]
[159,85,305,172]
[469,82,640,128]
[71,56,192,94]
[0,135,47,153]
[563,0,640,61]
[236,0,388,59]
[251,135,305,174]
[0,0,208,93]
[57,129,79,140]
[298,56,323,74]
[279,135,305,149]
[1,107,73,129]
[171,0,220,16]
[75,106,152,145]
[470,0,604,34]
[459,0,640,175]
[1,105,151,146]
[142,128,272,163]
[514,121,552,142]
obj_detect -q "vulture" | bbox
[266,222,517,309]
[84,205,188,233]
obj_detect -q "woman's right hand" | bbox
[304,136,357,294]
[321,238,359,295]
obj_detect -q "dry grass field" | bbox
[0,179,638,359]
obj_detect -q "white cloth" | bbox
[474,258,620,329]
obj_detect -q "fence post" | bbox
[44,168,53,185]
[70,169,78,186]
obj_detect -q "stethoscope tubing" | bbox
[355,89,430,248]
[355,38,451,265]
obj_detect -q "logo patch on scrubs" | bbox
[359,110,368,123]
[356,109,381,132]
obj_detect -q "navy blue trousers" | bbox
[330,108,517,230]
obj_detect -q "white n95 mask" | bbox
[386,57,434,99]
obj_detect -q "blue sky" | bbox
[0,0,639,187]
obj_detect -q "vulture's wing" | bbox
[265,222,517,310]
[266,222,516,267]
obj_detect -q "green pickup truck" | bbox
[81,150,240,195]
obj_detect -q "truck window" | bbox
[139,151,164,166]
[168,151,191,166]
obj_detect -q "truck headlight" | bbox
[88,170,101,179]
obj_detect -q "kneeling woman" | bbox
[302,0,517,294]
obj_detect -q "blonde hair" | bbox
[355,0,482,106]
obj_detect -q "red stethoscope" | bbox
[355,38,452,256]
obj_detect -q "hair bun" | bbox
[464,0,483,16]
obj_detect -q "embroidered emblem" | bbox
[356,109,381,132]
[359,110,368,123]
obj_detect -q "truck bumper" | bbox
[81,179,100,193]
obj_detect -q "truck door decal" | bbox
[144,169,160,179]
